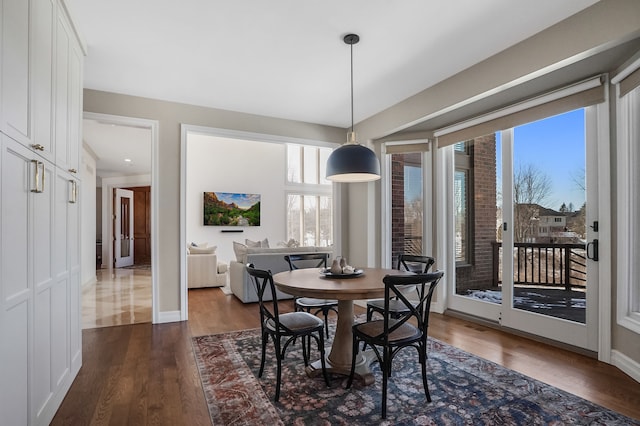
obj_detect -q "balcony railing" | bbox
[491,241,586,291]
[403,236,423,256]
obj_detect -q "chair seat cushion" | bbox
[266,312,324,333]
[354,319,421,344]
[367,298,416,312]
[296,297,338,308]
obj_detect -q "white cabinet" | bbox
[1,0,57,162]
[55,8,83,174]
[0,1,84,425]
[31,0,57,163]
[0,135,33,426]
[1,0,31,143]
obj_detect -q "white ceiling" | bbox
[83,119,151,178]
[69,0,599,176]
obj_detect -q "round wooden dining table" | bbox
[272,267,413,385]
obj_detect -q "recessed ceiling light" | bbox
[124,158,132,162]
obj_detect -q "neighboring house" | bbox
[516,204,580,243]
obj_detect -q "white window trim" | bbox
[616,84,640,333]
[380,141,433,270]
[284,144,334,247]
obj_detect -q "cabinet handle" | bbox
[69,180,78,203]
[41,162,46,193]
[31,143,45,151]
[31,160,44,193]
[68,168,77,174]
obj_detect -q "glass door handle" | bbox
[586,239,599,261]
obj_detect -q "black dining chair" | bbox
[346,270,444,419]
[246,263,330,401]
[365,254,435,321]
[284,253,338,339]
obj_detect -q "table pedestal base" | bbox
[305,351,376,386]
[304,299,378,385]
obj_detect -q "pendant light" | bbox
[326,34,381,182]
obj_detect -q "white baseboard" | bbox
[157,310,183,324]
[611,350,640,383]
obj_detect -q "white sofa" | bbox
[229,246,333,303]
[187,249,228,288]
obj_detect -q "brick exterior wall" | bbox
[389,141,497,292]
[391,155,406,265]
[391,153,422,266]
[455,134,499,293]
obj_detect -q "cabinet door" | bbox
[54,10,70,170]
[67,176,81,373]
[32,158,55,420]
[0,134,33,426]
[1,0,32,143]
[67,40,82,174]
[54,8,83,175]
[51,168,71,391]
[31,0,56,163]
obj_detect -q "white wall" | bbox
[81,146,97,285]
[186,133,286,264]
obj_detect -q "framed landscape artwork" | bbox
[203,192,261,226]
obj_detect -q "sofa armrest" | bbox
[188,253,226,288]
[229,261,248,300]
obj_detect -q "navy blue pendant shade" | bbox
[326,143,381,182]
[325,33,381,182]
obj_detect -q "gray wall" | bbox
[83,90,344,312]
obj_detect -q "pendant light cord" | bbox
[350,41,354,134]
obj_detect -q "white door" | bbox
[114,188,134,268]
[446,106,602,351]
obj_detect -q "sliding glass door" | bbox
[445,107,601,351]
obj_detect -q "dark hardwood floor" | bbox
[52,287,640,425]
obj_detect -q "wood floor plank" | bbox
[52,287,640,424]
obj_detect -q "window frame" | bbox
[454,141,473,266]
[285,144,333,247]
[616,83,640,333]
[380,141,433,270]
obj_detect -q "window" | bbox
[616,79,640,333]
[286,144,333,247]
[390,152,424,263]
[454,141,472,264]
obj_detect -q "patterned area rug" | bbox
[192,326,639,425]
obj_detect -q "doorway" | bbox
[443,105,606,351]
[81,112,159,327]
[114,188,134,268]
[113,186,152,268]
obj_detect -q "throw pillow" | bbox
[245,238,261,248]
[233,241,248,262]
[189,245,216,255]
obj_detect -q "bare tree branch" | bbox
[513,164,553,242]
